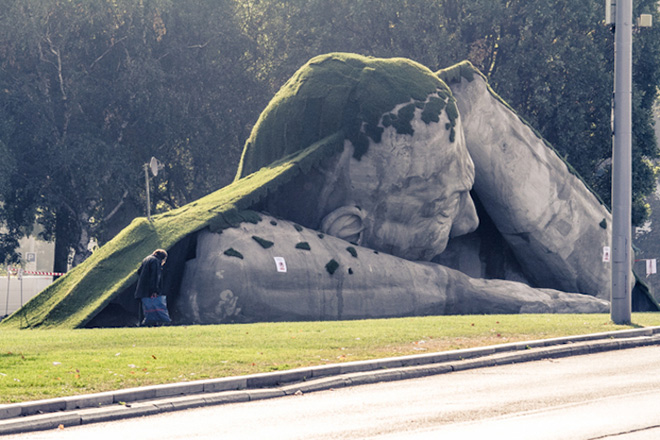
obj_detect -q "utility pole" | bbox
[144,163,152,222]
[610,0,633,324]
[608,1,653,324]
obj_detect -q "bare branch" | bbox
[43,33,67,100]
[102,190,130,223]
[89,36,128,70]
[187,40,211,49]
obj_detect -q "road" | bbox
[8,345,660,440]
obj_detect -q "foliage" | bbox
[1,0,659,271]
[241,0,660,225]
[450,0,660,224]
[1,314,659,403]
[0,0,265,268]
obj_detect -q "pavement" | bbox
[2,326,660,435]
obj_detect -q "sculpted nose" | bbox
[450,192,479,238]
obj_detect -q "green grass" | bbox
[2,313,659,404]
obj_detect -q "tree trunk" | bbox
[72,224,92,267]
[53,210,71,277]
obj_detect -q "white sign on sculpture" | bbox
[646,259,657,277]
[274,257,287,273]
[603,246,611,263]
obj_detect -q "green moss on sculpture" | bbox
[236,52,455,178]
[346,246,358,258]
[325,259,340,275]
[421,97,445,124]
[224,248,244,259]
[437,61,476,85]
[208,210,261,233]
[252,236,274,249]
[295,242,311,251]
[392,103,416,135]
[445,100,459,125]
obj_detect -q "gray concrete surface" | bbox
[1,326,660,435]
[451,74,613,298]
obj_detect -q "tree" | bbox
[0,0,157,268]
[1,0,659,272]
[444,0,659,224]
[0,0,264,269]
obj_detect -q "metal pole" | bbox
[611,0,633,324]
[4,267,10,317]
[19,269,23,308]
[144,163,152,222]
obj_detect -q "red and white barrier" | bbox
[5,267,66,278]
[3,268,59,316]
[21,270,65,276]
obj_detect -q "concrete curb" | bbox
[2,326,660,435]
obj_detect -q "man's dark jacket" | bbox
[134,255,164,299]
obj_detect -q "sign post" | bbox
[143,157,164,223]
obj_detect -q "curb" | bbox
[2,327,660,435]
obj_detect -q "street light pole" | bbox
[144,163,152,222]
[143,157,164,223]
[611,0,633,324]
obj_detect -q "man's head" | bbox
[321,100,478,261]
[152,249,168,265]
[238,53,479,261]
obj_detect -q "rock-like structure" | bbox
[176,215,607,325]
[440,66,613,299]
[4,53,649,330]
[174,54,612,324]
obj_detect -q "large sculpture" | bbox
[6,53,646,330]
[176,54,612,324]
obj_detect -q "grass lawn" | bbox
[1,313,659,404]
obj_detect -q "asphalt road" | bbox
[8,345,660,440]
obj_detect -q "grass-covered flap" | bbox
[0,131,345,329]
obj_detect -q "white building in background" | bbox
[1,230,56,318]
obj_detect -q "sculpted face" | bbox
[347,106,478,261]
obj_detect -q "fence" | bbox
[1,269,62,318]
